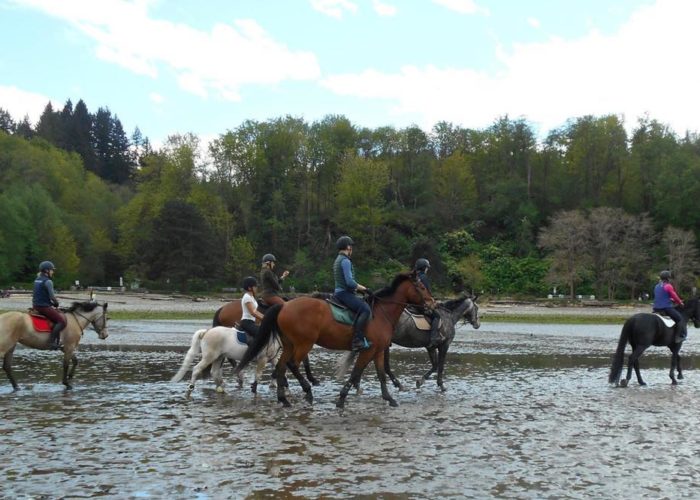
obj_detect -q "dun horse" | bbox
[234,272,434,408]
[0,301,109,390]
[609,297,700,387]
[212,299,319,386]
[171,326,282,396]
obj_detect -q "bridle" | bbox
[371,276,434,328]
[69,304,107,336]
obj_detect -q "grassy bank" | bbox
[483,314,628,324]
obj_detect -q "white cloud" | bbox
[432,0,489,16]
[0,85,56,124]
[322,0,700,136]
[527,17,541,29]
[372,0,397,17]
[12,0,321,101]
[148,92,164,104]
[310,0,358,19]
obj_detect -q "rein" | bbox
[68,307,105,336]
[370,279,431,329]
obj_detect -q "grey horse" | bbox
[386,295,480,391]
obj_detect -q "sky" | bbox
[1,0,698,146]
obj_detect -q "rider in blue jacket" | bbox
[652,270,686,343]
[333,236,372,352]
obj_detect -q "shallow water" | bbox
[3,321,700,498]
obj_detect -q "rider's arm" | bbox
[45,279,59,306]
[340,259,365,292]
[664,283,684,306]
[244,297,264,321]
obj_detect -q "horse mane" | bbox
[439,296,469,311]
[374,273,413,298]
[68,301,100,312]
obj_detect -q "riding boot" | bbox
[675,320,687,343]
[351,312,371,352]
[48,323,62,350]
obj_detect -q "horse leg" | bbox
[303,355,321,386]
[337,352,373,409]
[187,354,216,396]
[251,356,266,394]
[435,345,448,392]
[669,347,681,385]
[275,348,294,407]
[417,347,438,388]
[384,347,403,391]
[622,345,647,387]
[373,350,398,407]
[2,347,19,391]
[677,350,684,380]
[289,355,313,404]
[68,354,78,380]
[212,355,225,393]
[62,351,73,390]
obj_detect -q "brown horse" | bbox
[234,272,434,408]
[0,301,109,390]
[212,298,320,386]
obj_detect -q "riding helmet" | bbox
[415,258,430,272]
[336,235,354,250]
[39,261,56,272]
[242,276,258,290]
[262,253,276,264]
[659,270,672,280]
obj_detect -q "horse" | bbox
[0,301,109,390]
[171,326,282,396]
[213,299,319,386]
[386,295,480,391]
[609,297,700,387]
[233,271,435,408]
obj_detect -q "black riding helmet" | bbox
[336,235,354,250]
[262,253,276,264]
[242,276,258,291]
[415,258,430,272]
[660,270,672,280]
[39,261,56,272]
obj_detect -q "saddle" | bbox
[403,308,442,331]
[27,309,53,333]
[652,313,676,328]
[310,293,360,326]
[232,323,254,345]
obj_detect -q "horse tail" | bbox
[212,307,222,327]
[335,351,358,381]
[609,318,632,384]
[236,304,282,374]
[171,328,207,382]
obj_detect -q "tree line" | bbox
[0,101,698,299]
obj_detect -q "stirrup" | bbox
[351,338,371,352]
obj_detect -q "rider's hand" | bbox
[52,301,59,307]
[364,288,373,296]
[282,270,290,279]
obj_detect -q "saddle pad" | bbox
[329,302,355,325]
[29,313,52,333]
[236,329,248,344]
[404,311,440,331]
[653,313,676,328]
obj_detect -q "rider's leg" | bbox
[239,319,259,346]
[427,311,441,347]
[36,306,66,350]
[667,308,685,343]
[335,291,372,351]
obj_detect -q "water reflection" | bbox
[2,320,700,498]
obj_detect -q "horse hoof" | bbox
[671,380,678,385]
[305,393,313,404]
[439,385,446,393]
[336,399,345,409]
[216,386,225,393]
[311,378,321,386]
[639,382,647,386]
[619,380,628,388]
[416,380,423,388]
[388,399,399,407]
[678,374,684,380]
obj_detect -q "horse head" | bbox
[464,294,481,329]
[690,297,700,328]
[70,301,109,339]
[374,272,435,309]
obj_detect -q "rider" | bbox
[415,258,442,347]
[260,253,290,307]
[32,261,66,350]
[333,235,372,352]
[239,276,265,343]
[652,270,686,343]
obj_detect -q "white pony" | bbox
[171,326,281,396]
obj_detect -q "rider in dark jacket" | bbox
[652,270,686,343]
[260,253,289,307]
[32,261,66,350]
[333,236,372,352]
[415,258,442,347]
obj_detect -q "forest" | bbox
[0,100,698,299]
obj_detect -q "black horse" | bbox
[609,297,700,387]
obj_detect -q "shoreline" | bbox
[0,290,651,323]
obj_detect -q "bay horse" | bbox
[609,297,700,387]
[0,301,109,390]
[338,295,480,393]
[234,272,434,408]
[212,298,320,386]
[171,326,282,396]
